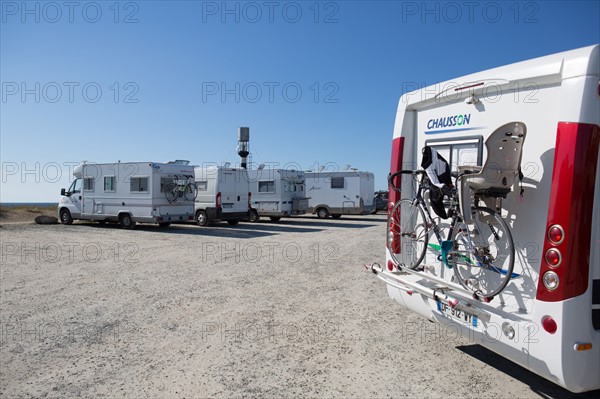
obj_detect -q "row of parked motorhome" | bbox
[57,160,376,227]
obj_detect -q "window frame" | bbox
[130,176,149,193]
[83,177,95,191]
[196,180,208,192]
[103,176,116,192]
[258,180,275,193]
[424,135,483,173]
[330,176,345,189]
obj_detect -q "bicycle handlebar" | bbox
[388,170,426,192]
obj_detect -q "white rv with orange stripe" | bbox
[377,45,599,393]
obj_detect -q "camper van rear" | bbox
[58,162,195,228]
[376,44,600,392]
[247,169,309,221]
[305,171,375,218]
[193,165,250,226]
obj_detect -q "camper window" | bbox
[258,181,275,193]
[425,136,483,172]
[104,176,115,192]
[197,181,208,191]
[130,177,149,192]
[83,177,95,191]
[284,181,295,192]
[331,177,344,189]
[160,177,172,193]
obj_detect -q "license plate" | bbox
[437,301,478,327]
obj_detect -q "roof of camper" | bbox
[400,44,599,107]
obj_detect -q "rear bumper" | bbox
[218,211,250,221]
[151,214,194,223]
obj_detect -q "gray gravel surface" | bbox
[0,216,596,398]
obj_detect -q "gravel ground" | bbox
[0,215,595,398]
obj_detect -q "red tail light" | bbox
[544,248,562,268]
[216,192,222,209]
[542,316,558,334]
[547,225,564,244]
[388,137,404,207]
[536,122,600,302]
[388,137,404,254]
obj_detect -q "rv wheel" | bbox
[248,209,259,223]
[316,208,329,219]
[196,210,209,227]
[119,214,135,229]
[59,209,73,225]
[269,217,281,222]
[227,220,239,225]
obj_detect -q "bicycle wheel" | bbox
[449,206,514,299]
[164,183,177,202]
[184,183,197,201]
[387,199,428,270]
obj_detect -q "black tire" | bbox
[450,207,515,299]
[227,220,239,225]
[269,216,281,222]
[316,208,329,219]
[248,209,259,223]
[387,199,428,270]
[158,222,171,227]
[331,214,342,219]
[35,215,58,225]
[119,213,135,229]
[196,210,209,227]
[184,183,197,201]
[59,208,73,225]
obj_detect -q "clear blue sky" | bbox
[1,0,599,201]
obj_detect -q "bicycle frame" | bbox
[408,173,461,267]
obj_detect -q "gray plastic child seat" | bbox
[458,122,527,221]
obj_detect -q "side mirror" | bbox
[61,188,66,195]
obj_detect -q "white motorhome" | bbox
[193,165,250,226]
[305,171,375,218]
[374,45,600,392]
[247,168,309,222]
[57,161,195,228]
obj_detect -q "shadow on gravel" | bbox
[278,219,379,229]
[457,345,600,399]
[231,223,324,234]
[293,215,387,223]
[75,222,278,239]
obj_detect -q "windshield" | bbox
[69,178,82,193]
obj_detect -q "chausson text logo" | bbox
[425,113,480,134]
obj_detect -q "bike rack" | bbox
[371,263,492,323]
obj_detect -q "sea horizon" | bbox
[1,202,57,207]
